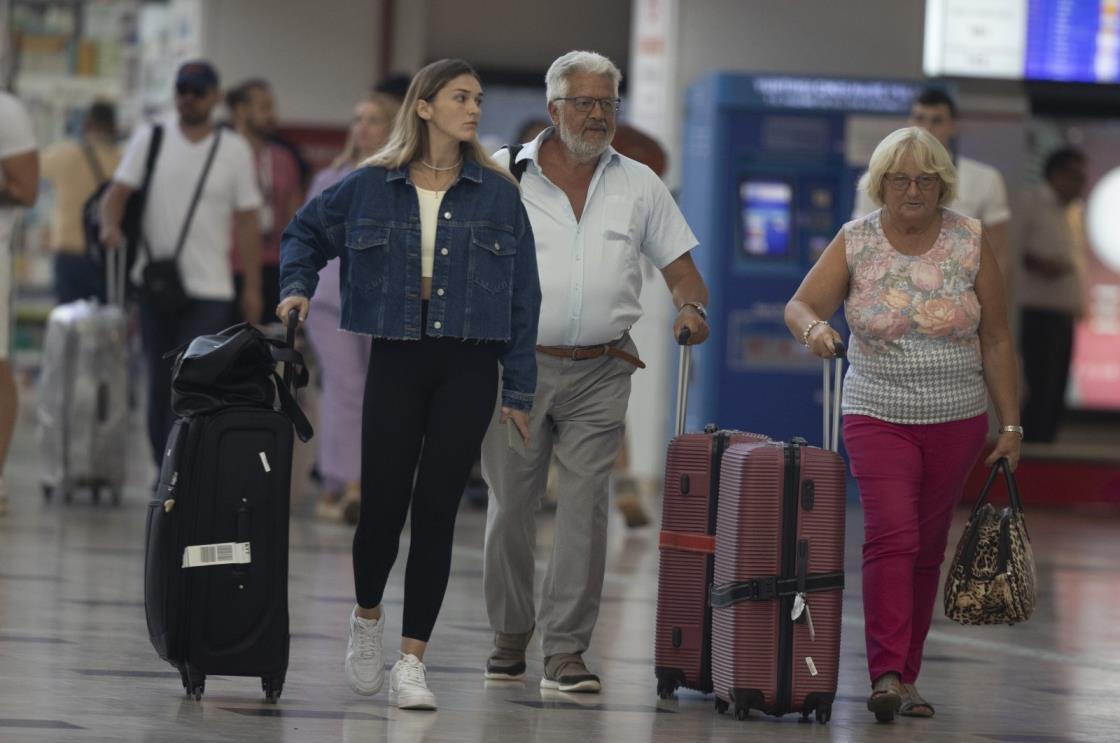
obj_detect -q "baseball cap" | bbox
[176,60,220,91]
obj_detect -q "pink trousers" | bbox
[843,412,987,683]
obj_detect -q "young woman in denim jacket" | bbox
[277,59,541,710]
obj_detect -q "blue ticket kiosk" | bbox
[680,73,925,443]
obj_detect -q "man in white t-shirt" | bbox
[0,91,39,516]
[480,51,710,693]
[100,60,263,468]
[853,89,1012,281]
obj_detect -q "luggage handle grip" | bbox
[674,328,691,437]
[822,340,846,452]
[283,309,300,390]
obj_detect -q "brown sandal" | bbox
[867,673,902,723]
[900,683,935,718]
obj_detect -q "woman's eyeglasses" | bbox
[884,173,941,192]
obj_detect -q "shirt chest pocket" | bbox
[603,194,639,247]
[469,226,517,294]
[345,226,390,291]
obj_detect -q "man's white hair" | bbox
[545,51,622,101]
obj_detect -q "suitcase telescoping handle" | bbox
[104,246,127,308]
[283,308,300,392]
[822,341,846,453]
[674,327,692,437]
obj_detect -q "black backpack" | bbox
[83,124,163,279]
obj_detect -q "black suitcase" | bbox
[144,314,306,703]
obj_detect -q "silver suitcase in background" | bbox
[37,251,128,503]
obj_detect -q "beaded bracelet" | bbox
[802,319,829,347]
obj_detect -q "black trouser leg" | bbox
[401,341,498,641]
[1020,308,1074,443]
[353,340,428,610]
[140,299,234,466]
[352,335,498,642]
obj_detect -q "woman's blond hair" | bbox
[363,59,517,187]
[864,126,958,207]
[331,92,401,170]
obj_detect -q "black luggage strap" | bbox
[709,571,844,608]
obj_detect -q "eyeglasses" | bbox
[553,96,621,114]
[884,173,941,192]
[175,82,209,98]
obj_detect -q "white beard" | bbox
[558,124,610,163]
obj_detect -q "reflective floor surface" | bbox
[2,400,1119,742]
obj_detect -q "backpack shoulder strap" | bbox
[503,144,528,183]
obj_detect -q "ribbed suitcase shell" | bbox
[711,439,845,722]
[654,429,767,697]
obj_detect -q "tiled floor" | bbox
[3,399,1120,742]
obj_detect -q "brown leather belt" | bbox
[535,343,646,369]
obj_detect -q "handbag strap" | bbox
[970,457,1024,518]
[146,128,222,263]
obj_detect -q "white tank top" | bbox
[415,186,446,279]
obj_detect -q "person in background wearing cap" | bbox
[100,60,264,471]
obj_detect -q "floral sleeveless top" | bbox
[842,208,987,424]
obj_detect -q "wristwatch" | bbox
[681,302,708,320]
[1000,425,1024,439]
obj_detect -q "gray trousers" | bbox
[482,338,636,657]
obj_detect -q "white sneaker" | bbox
[390,653,437,710]
[344,606,385,695]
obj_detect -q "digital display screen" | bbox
[925,0,1120,83]
[739,180,793,259]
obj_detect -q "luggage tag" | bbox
[791,593,816,642]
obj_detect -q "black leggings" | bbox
[353,325,499,642]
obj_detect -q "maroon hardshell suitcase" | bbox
[710,349,847,724]
[654,330,767,698]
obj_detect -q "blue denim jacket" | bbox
[279,160,541,410]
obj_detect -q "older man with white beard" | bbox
[481,50,710,693]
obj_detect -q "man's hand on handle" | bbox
[100,223,125,251]
[673,305,709,345]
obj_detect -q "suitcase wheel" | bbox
[714,698,729,715]
[734,704,750,721]
[656,678,678,700]
[263,676,283,704]
[42,484,53,501]
[816,704,831,724]
[181,664,205,701]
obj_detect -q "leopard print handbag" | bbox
[943,458,1037,625]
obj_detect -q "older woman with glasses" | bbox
[785,127,1020,723]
